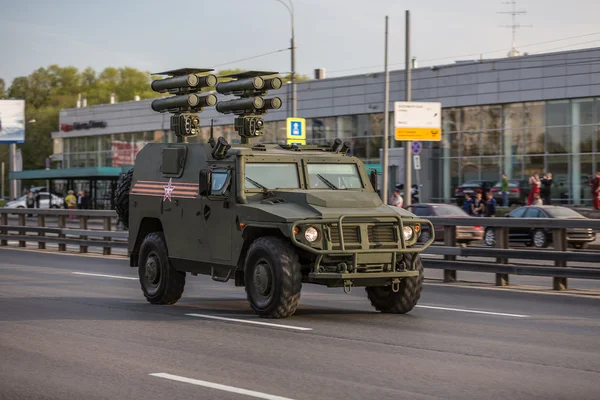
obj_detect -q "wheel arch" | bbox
[130,217,164,267]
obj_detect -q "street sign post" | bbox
[394,101,442,141]
[413,155,421,170]
[286,117,306,145]
[411,141,422,155]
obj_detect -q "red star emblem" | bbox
[163,178,175,202]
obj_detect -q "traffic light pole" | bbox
[404,10,412,206]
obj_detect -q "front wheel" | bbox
[484,228,495,246]
[138,232,185,305]
[366,254,424,314]
[532,229,549,248]
[244,237,302,319]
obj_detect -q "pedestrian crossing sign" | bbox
[286,118,306,145]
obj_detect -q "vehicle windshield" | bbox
[431,205,469,217]
[245,163,300,190]
[307,163,362,190]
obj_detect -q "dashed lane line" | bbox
[72,272,137,280]
[186,313,313,331]
[416,304,529,318]
[150,372,296,400]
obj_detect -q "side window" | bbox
[211,170,231,196]
[509,207,527,218]
[524,208,541,218]
[411,207,429,217]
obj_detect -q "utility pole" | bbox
[404,10,412,207]
[382,16,390,205]
[497,1,531,57]
[276,0,297,117]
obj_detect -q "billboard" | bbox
[0,99,25,144]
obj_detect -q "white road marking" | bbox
[150,372,295,400]
[416,304,529,318]
[186,313,313,331]
[72,272,137,280]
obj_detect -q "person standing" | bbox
[500,173,509,207]
[531,192,543,206]
[592,171,600,210]
[528,174,541,206]
[541,173,553,205]
[485,192,497,217]
[65,190,77,220]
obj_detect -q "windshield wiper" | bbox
[316,174,339,190]
[245,176,269,193]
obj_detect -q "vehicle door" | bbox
[506,207,527,241]
[201,166,235,263]
[38,193,51,208]
[521,207,543,242]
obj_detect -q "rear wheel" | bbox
[114,168,133,229]
[572,242,589,250]
[244,237,302,319]
[532,229,549,248]
[366,254,424,314]
[138,232,185,305]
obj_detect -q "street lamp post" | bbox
[275,0,296,118]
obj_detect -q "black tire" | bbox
[531,229,549,248]
[244,236,302,319]
[138,232,185,305]
[366,254,424,314]
[484,228,495,247]
[114,168,133,229]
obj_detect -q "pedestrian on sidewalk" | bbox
[65,190,77,220]
[592,171,600,210]
[541,173,553,205]
[528,174,541,206]
[472,192,486,217]
[500,173,509,207]
[463,193,474,215]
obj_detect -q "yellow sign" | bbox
[395,127,441,141]
[286,118,306,140]
[287,139,306,146]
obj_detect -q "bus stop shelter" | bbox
[9,166,131,209]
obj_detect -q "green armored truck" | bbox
[115,68,434,318]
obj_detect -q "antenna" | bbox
[208,119,215,147]
[497,1,532,57]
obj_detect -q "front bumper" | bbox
[289,214,434,287]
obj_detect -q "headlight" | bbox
[402,226,414,241]
[304,226,319,242]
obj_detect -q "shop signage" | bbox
[60,120,107,132]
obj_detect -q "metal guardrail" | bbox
[421,216,600,290]
[1,209,599,291]
[0,208,124,255]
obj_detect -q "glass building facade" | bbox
[59,98,600,205]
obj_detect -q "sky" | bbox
[1,0,600,87]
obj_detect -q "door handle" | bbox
[203,205,211,220]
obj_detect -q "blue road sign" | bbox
[411,141,422,155]
[286,118,306,143]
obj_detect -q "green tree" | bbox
[0,78,5,98]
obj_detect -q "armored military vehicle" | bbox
[115,68,434,318]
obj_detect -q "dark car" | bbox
[489,179,530,206]
[407,203,484,244]
[454,180,494,205]
[483,206,596,249]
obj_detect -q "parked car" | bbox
[483,205,596,249]
[4,192,64,209]
[406,203,484,245]
[454,180,495,205]
[489,179,530,206]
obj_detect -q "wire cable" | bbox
[212,48,289,69]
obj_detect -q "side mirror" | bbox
[199,169,211,196]
[369,169,378,192]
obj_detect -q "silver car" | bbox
[4,192,64,209]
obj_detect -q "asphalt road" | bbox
[1,249,600,400]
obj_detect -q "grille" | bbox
[368,225,396,243]
[329,225,360,249]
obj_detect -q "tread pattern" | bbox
[139,232,185,305]
[366,254,424,314]
[114,168,133,229]
[245,236,302,319]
